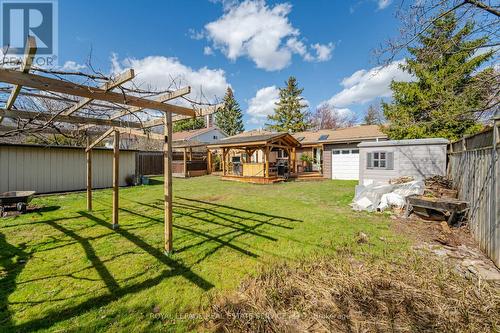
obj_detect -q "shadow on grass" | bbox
[4,195,302,332]
[3,211,214,332]
[0,234,30,330]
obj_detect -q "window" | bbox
[351,149,359,154]
[367,151,393,170]
[341,150,350,154]
[318,134,329,141]
[277,150,288,158]
[213,135,218,140]
[333,150,340,154]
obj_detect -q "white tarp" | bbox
[351,180,425,212]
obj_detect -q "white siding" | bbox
[0,145,136,194]
[192,129,226,143]
[359,143,447,185]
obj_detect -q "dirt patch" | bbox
[389,212,500,284]
[207,253,499,333]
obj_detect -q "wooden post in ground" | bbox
[112,130,120,229]
[222,148,226,176]
[86,136,92,211]
[183,147,188,177]
[264,146,269,178]
[207,149,212,174]
[164,112,173,253]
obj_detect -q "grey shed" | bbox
[357,138,449,185]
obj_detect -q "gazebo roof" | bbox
[207,132,300,148]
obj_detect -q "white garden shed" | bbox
[358,138,449,185]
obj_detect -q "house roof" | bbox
[293,125,386,145]
[358,138,449,148]
[208,132,300,148]
[172,126,223,142]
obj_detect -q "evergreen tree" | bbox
[383,13,495,141]
[266,76,311,133]
[215,87,245,136]
[173,117,205,133]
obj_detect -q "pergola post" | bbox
[264,146,269,178]
[222,148,227,175]
[207,149,212,174]
[164,112,173,254]
[86,136,92,211]
[183,147,188,177]
[112,130,120,229]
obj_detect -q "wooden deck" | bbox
[219,172,326,184]
[290,172,326,182]
[221,175,286,184]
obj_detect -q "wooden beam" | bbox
[0,68,196,116]
[62,69,135,116]
[86,127,114,152]
[86,136,92,211]
[164,112,173,253]
[112,130,120,229]
[0,36,37,124]
[142,104,221,128]
[0,108,144,129]
[78,86,191,132]
[115,127,163,140]
[109,86,191,120]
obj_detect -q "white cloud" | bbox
[60,61,86,71]
[246,85,280,125]
[110,54,230,106]
[311,43,334,62]
[204,0,334,71]
[377,0,391,9]
[322,60,414,107]
[204,46,214,56]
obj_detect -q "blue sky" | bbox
[57,0,411,129]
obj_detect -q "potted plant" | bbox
[300,153,313,172]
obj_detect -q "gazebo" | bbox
[207,133,301,184]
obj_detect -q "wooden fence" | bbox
[136,151,208,177]
[448,117,499,267]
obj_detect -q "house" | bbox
[292,125,387,180]
[172,126,227,145]
[358,138,449,185]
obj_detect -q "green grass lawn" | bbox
[0,176,407,332]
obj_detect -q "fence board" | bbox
[448,120,499,267]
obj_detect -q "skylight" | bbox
[296,136,305,142]
[318,134,329,141]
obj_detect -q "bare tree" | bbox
[363,104,384,125]
[311,105,357,130]
[0,55,219,144]
[377,0,499,64]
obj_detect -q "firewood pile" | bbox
[424,175,457,198]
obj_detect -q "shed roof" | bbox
[293,125,386,145]
[358,138,449,148]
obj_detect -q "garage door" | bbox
[331,149,359,180]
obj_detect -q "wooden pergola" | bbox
[0,37,217,253]
[207,133,300,184]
